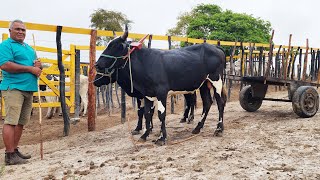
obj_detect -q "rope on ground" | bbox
[167,133,200,146]
[126,117,201,148]
[127,117,139,151]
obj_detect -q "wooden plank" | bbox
[32,102,61,108]
[188,38,204,44]
[171,36,188,42]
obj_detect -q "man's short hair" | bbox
[9,19,24,30]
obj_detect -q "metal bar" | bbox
[263,98,291,102]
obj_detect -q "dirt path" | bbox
[1,90,320,179]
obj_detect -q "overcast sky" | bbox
[0,0,319,59]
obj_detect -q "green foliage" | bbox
[168,4,272,47]
[90,9,132,45]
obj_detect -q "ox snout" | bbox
[93,75,103,87]
[94,64,101,71]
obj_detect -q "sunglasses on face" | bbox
[12,28,26,32]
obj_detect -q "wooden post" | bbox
[310,49,315,81]
[275,45,282,78]
[302,39,309,81]
[264,30,275,79]
[248,43,254,76]
[284,34,292,80]
[168,36,175,114]
[240,42,244,77]
[121,88,126,123]
[148,34,152,48]
[56,26,70,136]
[74,49,81,120]
[317,50,320,85]
[258,47,263,76]
[228,41,237,100]
[291,47,300,80]
[281,48,286,79]
[88,29,97,131]
[298,48,303,80]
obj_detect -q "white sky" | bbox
[0,0,319,61]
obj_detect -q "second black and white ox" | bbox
[94,26,227,145]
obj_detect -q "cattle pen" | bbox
[0,20,319,137]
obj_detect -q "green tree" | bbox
[168,4,271,47]
[90,9,132,45]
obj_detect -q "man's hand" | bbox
[30,67,42,77]
[33,59,42,69]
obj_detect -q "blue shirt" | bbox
[0,38,38,92]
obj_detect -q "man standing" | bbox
[0,19,42,165]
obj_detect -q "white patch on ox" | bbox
[145,96,159,113]
[168,90,195,96]
[200,113,204,119]
[207,75,223,96]
[146,96,157,102]
[157,101,165,114]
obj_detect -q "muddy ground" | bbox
[0,86,319,179]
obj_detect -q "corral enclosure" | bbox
[0,89,320,179]
[0,20,320,179]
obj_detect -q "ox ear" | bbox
[121,24,128,40]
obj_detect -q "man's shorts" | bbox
[1,89,33,126]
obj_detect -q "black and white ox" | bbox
[93,57,197,135]
[94,26,227,145]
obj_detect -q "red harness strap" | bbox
[129,34,149,54]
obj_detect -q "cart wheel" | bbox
[239,85,263,112]
[292,86,319,118]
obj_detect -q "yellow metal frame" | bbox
[1,32,74,116]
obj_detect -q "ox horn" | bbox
[121,24,128,40]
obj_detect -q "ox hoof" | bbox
[214,130,223,137]
[192,128,201,134]
[180,118,187,123]
[131,130,140,135]
[71,119,80,125]
[188,115,194,121]
[187,120,194,124]
[154,139,166,146]
[138,138,146,143]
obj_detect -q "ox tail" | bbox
[223,52,227,84]
[221,84,227,106]
[216,46,227,84]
